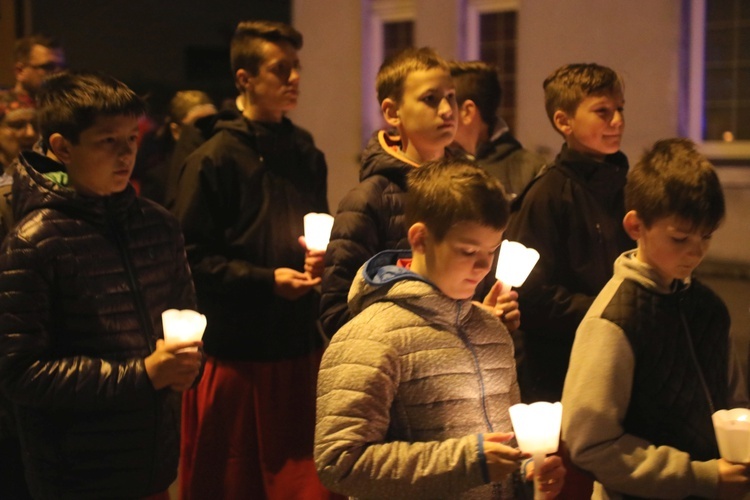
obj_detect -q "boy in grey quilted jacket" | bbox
[315,158,564,499]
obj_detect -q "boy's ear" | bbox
[623,210,643,241]
[235,69,252,93]
[169,122,182,142]
[382,98,400,128]
[459,100,477,126]
[48,133,71,165]
[552,110,573,137]
[407,222,428,254]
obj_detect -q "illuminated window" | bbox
[704,0,750,142]
[686,0,750,160]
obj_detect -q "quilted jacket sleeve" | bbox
[315,333,487,498]
[0,234,155,411]
[320,181,387,338]
[561,316,719,498]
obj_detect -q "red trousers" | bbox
[557,442,594,500]
[179,351,340,500]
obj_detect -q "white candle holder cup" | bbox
[495,240,540,295]
[161,309,207,352]
[509,401,563,500]
[303,212,334,252]
[713,408,750,464]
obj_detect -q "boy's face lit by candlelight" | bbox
[411,220,503,300]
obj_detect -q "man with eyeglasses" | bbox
[7,34,66,103]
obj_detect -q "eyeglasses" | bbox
[1,119,37,131]
[29,62,65,72]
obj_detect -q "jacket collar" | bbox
[348,249,475,326]
[12,150,138,227]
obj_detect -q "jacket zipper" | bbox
[108,212,155,352]
[107,206,160,489]
[454,303,494,432]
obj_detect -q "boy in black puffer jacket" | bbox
[0,71,202,499]
[321,48,521,340]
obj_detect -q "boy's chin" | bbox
[444,289,476,301]
[568,143,619,159]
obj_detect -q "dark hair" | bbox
[13,34,62,64]
[376,47,449,105]
[168,90,213,124]
[406,158,510,241]
[230,20,303,76]
[449,61,502,134]
[626,138,725,231]
[36,71,146,147]
[543,63,623,126]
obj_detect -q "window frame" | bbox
[464,0,519,131]
[464,0,519,60]
[686,0,750,161]
[361,0,416,146]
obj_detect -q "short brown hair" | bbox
[230,20,302,76]
[543,63,623,126]
[449,60,502,134]
[406,158,510,242]
[168,90,213,124]
[13,34,62,64]
[625,138,725,231]
[376,47,448,105]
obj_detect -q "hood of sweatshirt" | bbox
[614,249,692,295]
[347,249,475,326]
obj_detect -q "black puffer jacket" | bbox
[172,116,328,361]
[504,145,634,402]
[320,131,416,338]
[0,151,196,499]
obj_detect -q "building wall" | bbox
[291,0,363,213]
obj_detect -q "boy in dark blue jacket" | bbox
[0,70,202,499]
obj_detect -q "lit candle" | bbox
[495,240,540,294]
[713,408,750,463]
[161,309,207,351]
[509,401,563,500]
[304,212,335,252]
